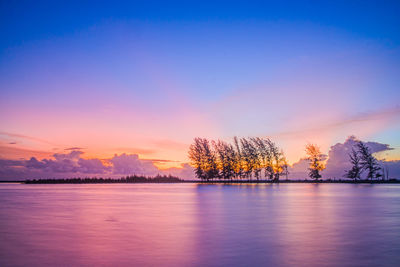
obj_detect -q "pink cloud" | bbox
[0,150,194,180]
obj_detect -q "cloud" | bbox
[0,150,109,179]
[0,150,194,180]
[273,107,400,139]
[288,158,310,180]
[381,160,400,179]
[162,163,195,180]
[0,145,53,160]
[64,147,85,151]
[1,136,397,181]
[0,131,58,146]
[113,147,157,155]
[289,136,400,179]
[109,153,159,175]
[23,150,110,175]
[0,159,26,179]
[323,136,394,179]
[144,159,181,163]
[78,158,109,174]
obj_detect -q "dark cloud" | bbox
[0,159,25,167]
[25,157,46,169]
[0,159,26,180]
[0,150,110,180]
[77,158,108,174]
[22,151,109,175]
[53,150,83,161]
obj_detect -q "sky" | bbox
[1,1,400,179]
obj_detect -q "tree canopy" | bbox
[189,137,287,181]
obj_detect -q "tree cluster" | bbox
[188,137,289,181]
[189,136,389,182]
[344,141,383,180]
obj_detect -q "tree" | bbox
[213,140,235,180]
[357,141,382,180]
[233,136,244,179]
[263,138,275,180]
[240,138,257,179]
[188,138,206,180]
[200,138,219,180]
[269,140,282,182]
[189,136,286,181]
[212,140,225,179]
[305,144,325,180]
[251,137,269,180]
[188,138,219,180]
[225,143,237,180]
[250,137,263,180]
[344,148,362,180]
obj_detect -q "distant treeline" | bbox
[189,136,389,181]
[25,174,183,184]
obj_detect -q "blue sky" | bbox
[0,0,399,167]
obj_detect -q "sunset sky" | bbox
[1,1,400,177]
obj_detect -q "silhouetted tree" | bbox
[233,136,244,179]
[213,140,235,180]
[357,141,382,180]
[240,138,257,179]
[188,137,219,180]
[252,137,269,180]
[344,148,362,180]
[264,138,275,180]
[188,138,206,180]
[305,144,325,180]
[189,136,285,181]
[250,137,263,180]
[201,138,219,180]
[225,143,237,180]
[270,140,282,182]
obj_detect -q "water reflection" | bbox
[0,183,399,266]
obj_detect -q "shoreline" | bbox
[1,179,399,184]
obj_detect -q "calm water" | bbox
[0,183,399,267]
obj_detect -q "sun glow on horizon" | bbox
[1,1,400,179]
